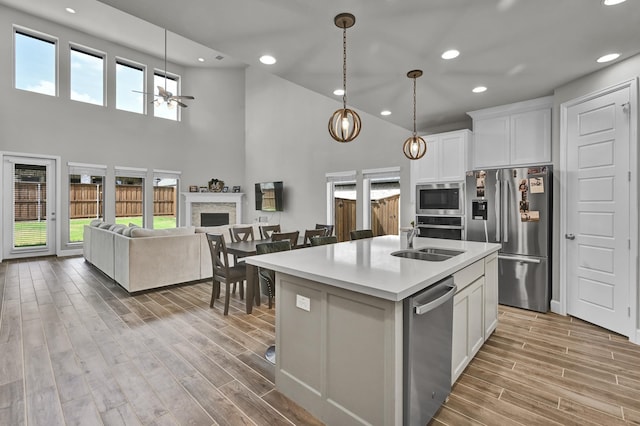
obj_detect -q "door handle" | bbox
[565,233,575,240]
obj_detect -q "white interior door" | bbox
[2,155,57,259]
[565,86,632,336]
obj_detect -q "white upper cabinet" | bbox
[468,96,552,169]
[410,129,471,184]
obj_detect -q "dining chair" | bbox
[259,224,281,239]
[256,240,291,365]
[315,224,334,236]
[350,229,374,240]
[271,231,300,248]
[303,229,326,246]
[206,233,247,315]
[229,226,254,242]
[310,235,338,246]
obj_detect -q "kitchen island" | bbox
[245,236,500,425]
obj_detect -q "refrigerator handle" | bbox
[494,170,500,242]
[503,175,509,243]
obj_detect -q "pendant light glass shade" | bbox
[328,13,361,143]
[403,69,427,160]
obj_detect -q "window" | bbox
[363,167,400,237]
[114,167,147,227]
[70,46,104,105]
[153,170,181,228]
[154,72,179,121]
[14,29,56,96]
[116,60,145,114]
[68,163,106,243]
[326,171,357,242]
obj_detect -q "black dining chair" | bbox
[350,229,374,240]
[259,224,281,239]
[310,235,338,246]
[206,233,247,315]
[315,223,334,236]
[271,231,300,248]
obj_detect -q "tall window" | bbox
[115,167,147,227]
[326,171,357,242]
[153,170,180,229]
[363,167,401,237]
[14,30,56,96]
[70,46,104,105]
[116,60,145,114]
[68,163,106,243]
[154,72,179,121]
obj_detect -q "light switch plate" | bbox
[296,295,310,311]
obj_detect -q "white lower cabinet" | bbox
[451,276,485,384]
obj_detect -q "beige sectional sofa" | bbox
[83,222,264,293]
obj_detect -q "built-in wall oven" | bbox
[416,182,465,240]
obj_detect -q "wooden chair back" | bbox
[259,224,281,239]
[271,231,300,248]
[229,226,254,242]
[304,229,326,246]
[255,240,291,309]
[315,224,334,236]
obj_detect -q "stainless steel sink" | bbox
[417,247,465,257]
[391,247,464,262]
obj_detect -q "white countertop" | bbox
[244,236,500,301]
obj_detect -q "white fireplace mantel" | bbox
[181,192,244,226]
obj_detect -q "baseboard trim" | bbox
[550,299,563,315]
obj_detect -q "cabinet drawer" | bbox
[453,259,484,292]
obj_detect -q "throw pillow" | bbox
[90,219,103,227]
[99,223,113,229]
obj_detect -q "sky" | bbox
[15,31,178,120]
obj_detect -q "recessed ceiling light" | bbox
[603,0,626,5]
[65,7,76,14]
[596,53,620,63]
[472,86,487,93]
[197,57,205,62]
[333,89,345,96]
[441,49,460,60]
[259,55,276,65]
[380,110,391,116]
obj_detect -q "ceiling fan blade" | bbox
[157,85,169,97]
[172,95,195,100]
[175,100,188,108]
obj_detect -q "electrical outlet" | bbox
[296,295,310,312]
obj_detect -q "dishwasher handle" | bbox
[414,282,457,315]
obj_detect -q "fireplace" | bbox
[201,213,229,226]
[181,192,244,227]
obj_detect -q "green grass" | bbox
[15,216,178,246]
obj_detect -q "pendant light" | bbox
[328,13,361,143]
[402,70,427,160]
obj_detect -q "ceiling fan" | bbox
[134,28,195,108]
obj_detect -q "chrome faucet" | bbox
[407,227,418,248]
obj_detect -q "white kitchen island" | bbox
[245,236,500,426]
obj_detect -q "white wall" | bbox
[0,5,245,253]
[244,66,412,233]
[551,53,640,329]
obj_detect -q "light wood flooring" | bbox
[1,256,639,425]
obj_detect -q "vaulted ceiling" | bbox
[4,0,640,132]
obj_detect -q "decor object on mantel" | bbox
[328,13,361,143]
[402,69,427,160]
[208,178,224,192]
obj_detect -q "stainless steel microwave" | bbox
[416,182,464,215]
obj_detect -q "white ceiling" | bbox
[3,0,640,132]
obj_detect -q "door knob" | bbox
[565,233,575,240]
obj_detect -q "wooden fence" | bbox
[334,194,400,242]
[15,183,176,221]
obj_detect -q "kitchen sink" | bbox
[391,248,464,262]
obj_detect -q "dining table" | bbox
[226,236,305,314]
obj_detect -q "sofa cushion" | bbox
[130,226,195,238]
[99,222,113,229]
[111,224,127,234]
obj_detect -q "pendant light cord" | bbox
[342,24,347,109]
[412,76,417,136]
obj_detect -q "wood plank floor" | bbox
[1,256,639,425]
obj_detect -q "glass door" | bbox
[3,155,57,258]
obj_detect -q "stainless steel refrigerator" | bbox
[465,166,552,312]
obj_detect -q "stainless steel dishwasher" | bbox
[403,276,456,426]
